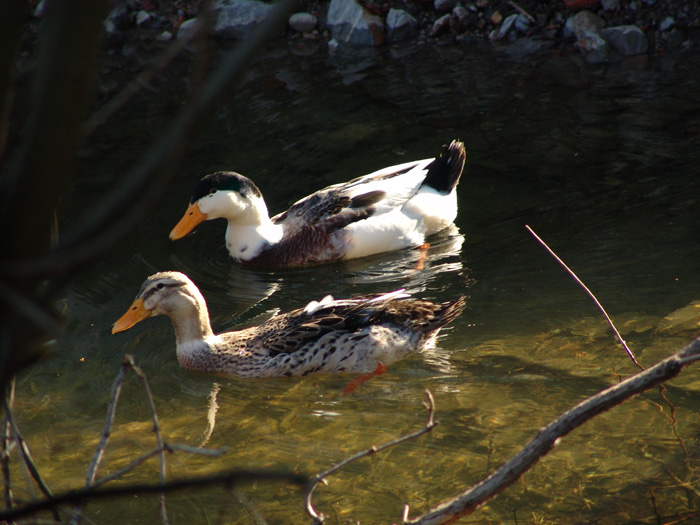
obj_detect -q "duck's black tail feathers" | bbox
[421,140,466,194]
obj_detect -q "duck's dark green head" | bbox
[170,172,267,241]
[190,172,263,204]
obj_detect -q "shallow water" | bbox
[10,39,700,524]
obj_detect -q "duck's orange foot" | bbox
[416,243,430,270]
[343,362,387,395]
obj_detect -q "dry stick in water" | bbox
[70,355,171,525]
[1,380,15,511]
[524,225,643,370]
[68,355,228,524]
[127,357,170,524]
[94,444,226,489]
[305,390,438,523]
[404,336,700,524]
[526,225,688,456]
[0,468,308,523]
[2,387,59,522]
[69,356,130,525]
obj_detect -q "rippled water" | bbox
[11,40,700,524]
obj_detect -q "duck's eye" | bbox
[209,188,218,195]
[156,283,165,290]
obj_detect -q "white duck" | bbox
[170,140,466,267]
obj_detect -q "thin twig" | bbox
[507,0,536,23]
[0,468,308,523]
[126,356,170,525]
[648,486,661,525]
[84,357,129,485]
[70,356,228,522]
[305,390,438,523]
[69,355,130,524]
[2,392,59,521]
[2,379,15,511]
[93,443,227,488]
[525,225,642,370]
[526,225,690,464]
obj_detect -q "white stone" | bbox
[515,13,531,33]
[497,13,518,39]
[289,12,317,33]
[434,0,458,11]
[213,0,280,39]
[601,25,648,55]
[386,9,418,43]
[659,17,674,32]
[571,10,608,62]
[135,10,152,26]
[431,13,451,36]
[327,0,384,46]
[177,18,199,42]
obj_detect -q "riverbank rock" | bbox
[386,9,418,43]
[36,0,698,62]
[212,0,281,39]
[327,0,385,47]
[289,12,318,33]
[601,25,649,55]
[571,10,609,63]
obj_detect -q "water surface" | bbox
[12,39,700,524]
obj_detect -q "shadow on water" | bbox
[11,38,700,523]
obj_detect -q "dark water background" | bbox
[12,39,700,524]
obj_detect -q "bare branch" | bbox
[405,336,700,524]
[306,390,438,523]
[84,357,129,485]
[126,357,170,524]
[1,379,15,510]
[526,225,689,463]
[93,444,227,489]
[2,387,59,521]
[0,0,301,280]
[71,355,227,523]
[525,225,642,369]
[0,468,308,523]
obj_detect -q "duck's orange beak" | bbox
[112,298,151,333]
[169,201,207,240]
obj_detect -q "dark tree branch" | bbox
[1,380,15,511]
[0,0,300,279]
[0,468,308,523]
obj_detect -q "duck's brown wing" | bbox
[241,293,466,357]
[272,187,386,236]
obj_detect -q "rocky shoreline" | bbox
[28,0,700,64]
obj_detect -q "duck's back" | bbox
[216,293,465,377]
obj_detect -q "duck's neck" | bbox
[225,218,284,261]
[167,291,215,359]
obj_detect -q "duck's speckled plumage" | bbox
[112,272,466,378]
[169,140,466,267]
